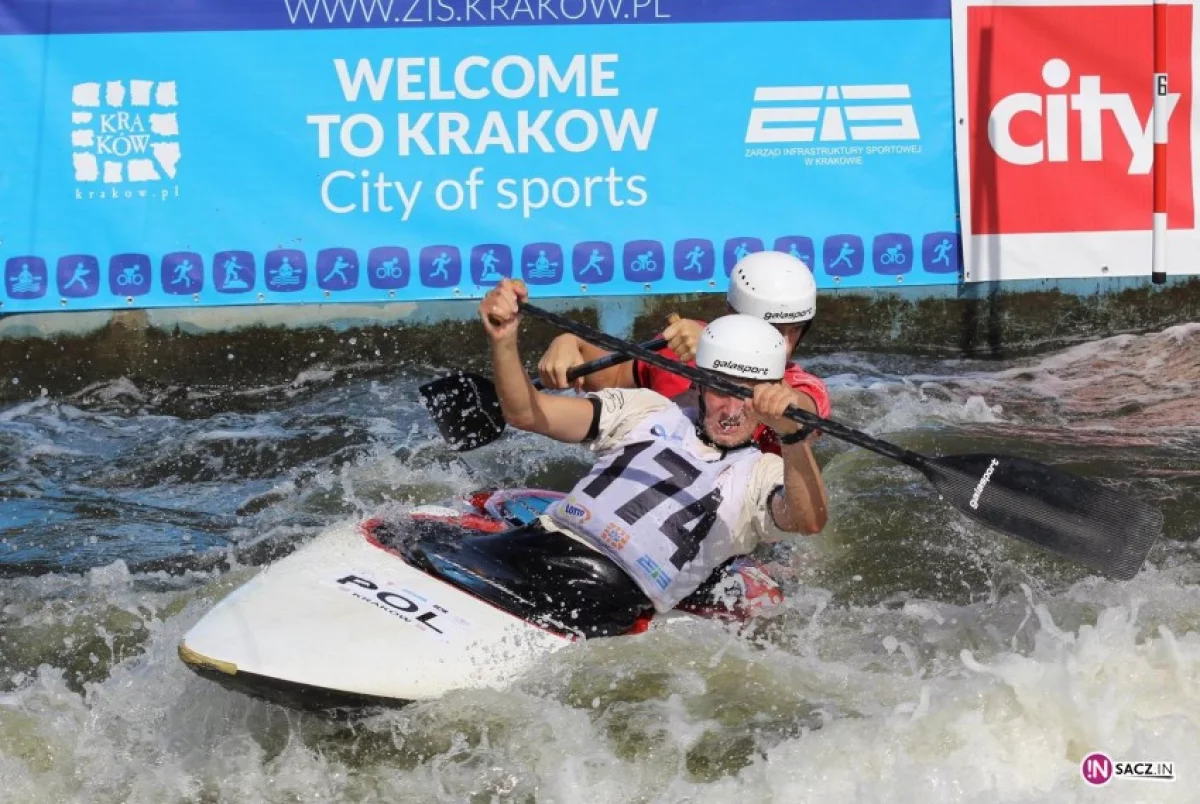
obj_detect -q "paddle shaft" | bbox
[531,336,668,390]
[515,301,1163,582]
[518,302,928,470]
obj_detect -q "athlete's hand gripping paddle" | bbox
[516,301,1164,581]
[419,335,669,452]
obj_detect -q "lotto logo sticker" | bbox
[967,3,1193,234]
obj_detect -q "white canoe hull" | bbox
[179,518,577,708]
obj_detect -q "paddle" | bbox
[418,335,669,452]
[516,301,1164,581]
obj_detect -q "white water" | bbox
[3,566,1196,802]
[1,326,1197,802]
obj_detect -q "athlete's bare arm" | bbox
[748,382,829,533]
[537,334,637,391]
[480,280,598,443]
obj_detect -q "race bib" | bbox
[548,406,758,610]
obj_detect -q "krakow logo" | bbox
[71,79,181,199]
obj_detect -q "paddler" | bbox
[475,277,828,631]
[534,249,831,613]
[534,249,831,452]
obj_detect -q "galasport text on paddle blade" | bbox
[920,453,1164,581]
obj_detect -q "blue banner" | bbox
[0,0,950,35]
[0,4,960,314]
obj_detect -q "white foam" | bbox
[290,368,337,387]
[0,397,52,423]
[3,517,1196,804]
[1,332,1193,801]
[743,607,1198,802]
[193,427,292,442]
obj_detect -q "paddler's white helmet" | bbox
[728,250,817,324]
[695,314,787,381]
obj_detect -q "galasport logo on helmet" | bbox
[763,308,813,322]
[712,359,769,376]
[966,3,1193,234]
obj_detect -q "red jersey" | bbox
[632,340,831,456]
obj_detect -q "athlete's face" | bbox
[700,382,760,447]
[724,303,809,352]
[774,322,806,352]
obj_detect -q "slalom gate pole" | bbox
[1152,0,1169,284]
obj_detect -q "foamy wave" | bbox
[738,598,1198,803]
[1,549,1195,803]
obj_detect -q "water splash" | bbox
[0,325,1196,801]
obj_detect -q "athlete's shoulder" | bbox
[784,361,825,385]
[783,361,832,417]
[642,359,694,398]
[585,388,678,452]
[754,450,784,470]
[589,386,671,404]
[587,387,673,420]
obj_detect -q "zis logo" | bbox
[71,79,182,201]
[967,4,1193,234]
[745,84,921,143]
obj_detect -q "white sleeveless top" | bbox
[545,398,769,611]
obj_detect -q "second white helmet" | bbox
[695,314,787,381]
[728,250,817,324]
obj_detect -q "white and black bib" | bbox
[547,405,760,611]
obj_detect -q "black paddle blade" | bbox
[921,453,1163,580]
[417,372,505,451]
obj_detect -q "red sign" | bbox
[967,4,1193,235]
